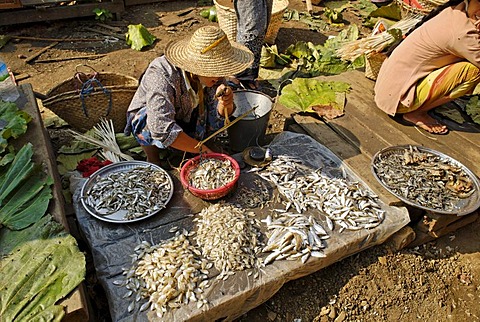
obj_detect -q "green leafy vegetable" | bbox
[0,100,32,155]
[0,143,53,230]
[279,78,350,116]
[126,24,157,51]
[324,7,344,24]
[0,214,66,257]
[0,143,35,205]
[465,95,480,124]
[281,25,360,77]
[0,234,85,321]
[93,8,113,22]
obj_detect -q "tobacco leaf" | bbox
[0,233,85,321]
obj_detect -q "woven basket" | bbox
[365,52,387,81]
[213,0,289,45]
[43,70,138,133]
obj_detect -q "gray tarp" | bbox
[73,131,410,322]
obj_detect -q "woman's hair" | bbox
[387,0,465,56]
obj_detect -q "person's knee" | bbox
[461,62,480,83]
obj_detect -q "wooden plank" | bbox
[14,84,90,321]
[14,84,68,229]
[0,1,124,26]
[123,0,182,6]
[315,71,480,174]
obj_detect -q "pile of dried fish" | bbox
[115,233,211,318]
[373,146,475,212]
[234,179,271,208]
[188,157,237,190]
[83,166,172,220]
[251,155,384,231]
[194,203,263,280]
[261,213,329,265]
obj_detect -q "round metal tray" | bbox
[371,145,480,216]
[80,161,174,223]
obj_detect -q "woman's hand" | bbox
[216,84,234,117]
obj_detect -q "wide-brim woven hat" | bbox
[164,25,254,77]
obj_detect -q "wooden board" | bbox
[290,70,480,206]
[0,1,124,26]
[13,84,90,321]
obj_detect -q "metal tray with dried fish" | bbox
[371,145,480,216]
[80,161,174,223]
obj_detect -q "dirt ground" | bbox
[1,0,480,321]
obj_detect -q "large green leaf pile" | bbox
[280,24,364,77]
[0,228,85,321]
[0,143,53,230]
[279,78,350,115]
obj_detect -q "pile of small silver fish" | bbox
[194,203,263,280]
[251,155,385,232]
[115,232,211,318]
[83,166,172,220]
[188,157,236,190]
[373,146,475,212]
[261,213,329,265]
[234,179,271,208]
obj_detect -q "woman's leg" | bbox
[399,61,480,133]
[142,145,162,166]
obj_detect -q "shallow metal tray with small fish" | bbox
[80,161,174,223]
[371,145,480,216]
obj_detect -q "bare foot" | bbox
[402,112,448,134]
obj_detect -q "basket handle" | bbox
[79,78,112,118]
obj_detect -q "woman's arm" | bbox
[169,131,213,153]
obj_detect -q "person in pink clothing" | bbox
[374,0,480,134]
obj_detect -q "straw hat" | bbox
[164,25,254,77]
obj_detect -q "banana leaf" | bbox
[0,143,35,206]
[0,234,86,321]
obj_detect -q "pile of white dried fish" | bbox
[251,155,385,232]
[262,213,329,265]
[83,166,172,220]
[194,203,263,280]
[116,233,211,318]
[188,157,236,190]
[373,146,475,212]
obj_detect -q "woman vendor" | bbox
[374,0,480,134]
[124,26,254,165]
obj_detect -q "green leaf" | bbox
[0,143,35,205]
[0,100,32,155]
[278,78,350,113]
[369,2,402,21]
[0,214,66,257]
[0,174,53,230]
[0,234,85,321]
[126,24,156,51]
[465,96,480,125]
